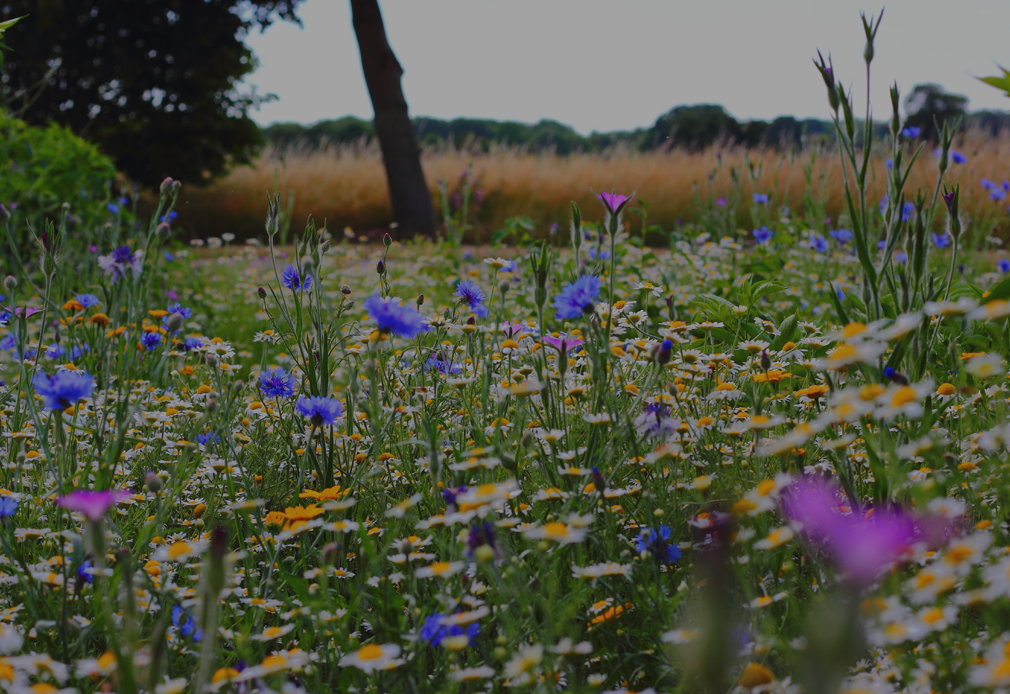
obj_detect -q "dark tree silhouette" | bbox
[0,0,302,187]
[351,0,435,236]
[904,84,968,141]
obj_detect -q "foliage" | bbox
[904,83,969,141]
[0,0,302,187]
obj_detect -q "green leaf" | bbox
[977,66,1010,98]
[0,15,24,35]
[981,276,1010,304]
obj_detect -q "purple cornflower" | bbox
[33,371,94,410]
[420,613,479,647]
[901,126,920,138]
[999,259,1010,274]
[141,332,162,350]
[281,265,312,292]
[295,395,344,426]
[543,336,583,353]
[454,280,489,318]
[56,489,131,523]
[951,151,967,164]
[76,294,100,308]
[363,294,429,338]
[260,366,296,398]
[933,233,952,249]
[98,246,143,281]
[809,236,829,254]
[753,193,769,204]
[753,226,772,243]
[552,274,602,320]
[425,357,461,375]
[0,496,17,518]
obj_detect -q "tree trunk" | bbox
[350,0,435,237]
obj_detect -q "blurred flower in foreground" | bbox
[782,478,920,586]
[56,489,130,523]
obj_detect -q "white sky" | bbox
[245,0,1010,134]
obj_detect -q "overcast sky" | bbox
[245,0,1010,134]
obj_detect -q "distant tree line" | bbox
[264,88,1010,155]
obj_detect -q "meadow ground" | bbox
[7,175,1010,693]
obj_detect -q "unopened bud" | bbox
[206,399,218,412]
[171,181,182,194]
[257,286,267,299]
[383,233,393,248]
[156,222,171,238]
[145,471,163,493]
[160,177,175,195]
[416,294,424,308]
[167,312,184,332]
[499,281,509,294]
[319,240,330,254]
[341,285,352,295]
[760,350,772,372]
[376,261,385,275]
[3,276,16,291]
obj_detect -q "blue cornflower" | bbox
[260,366,296,398]
[951,151,967,164]
[901,126,920,138]
[33,371,94,410]
[992,188,1007,202]
[160,210,178,223]
[281,264,312,292]
[107,203,120,214]
[45,344,65,359]
[752,226,772,244]
[197,432,220,447]
[999,259,1010,274]
[454,280,489,318]
[830,228,853,245]
[0,335,14,351]
[182,336,204,352]
[295,395,344,426]
[0,496,17,517]
[425,357,461,375]
[885,159,893,170]
[441,485,467,508]
[586,247,610,260]
[420,613,479,647]
[76,294,100,308]
[141,332,162,350]
[635,526,682,565]
[982,178,996,191]
[753,193,768,204]
[77,560,94,584]
[552,274,602,320]
[172,605,203,643]
[1003,181,1010,193]
[364,294,429,338]
[932,233,952,249]
[166,302,193,319]
[165,252,175,262]
[809,236,829,254]
[895,252,908,263]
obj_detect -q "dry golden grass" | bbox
[175,131,1010,241]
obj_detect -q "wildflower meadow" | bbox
[7,10,1010,694]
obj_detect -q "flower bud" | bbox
[319,240,330,254]
[376,261,385,275]
[499,281,509,295]
[171,181,182,194]
[257,286,267,299]
[3,276,16,291]
[156,222,171,238]
[160,177,175,195]
[167,312,184,332]
[416,294,424,308]
[383,233,393,248]
[145,471,163,493]
[341,285,352,295]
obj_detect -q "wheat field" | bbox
[175,131,1010,241]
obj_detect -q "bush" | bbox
[0,111,119,253]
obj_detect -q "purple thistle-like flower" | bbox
[453,280,488,318]
[33,371,94,411]
[552,274,602,321]
[543,335,583,353]
[56,489,131,523]
[98,246,143,282]
[295,396,344,426]
[363,294,430,339]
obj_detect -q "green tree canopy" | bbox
[903,83,968,141]
[0,0,302,187]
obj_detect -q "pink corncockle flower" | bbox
[543,336,584,353]
[498,323,525,338]
[56,489,131,523]
[596,190,633,216]
[782,477,922,586]
[3,306,43,319]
